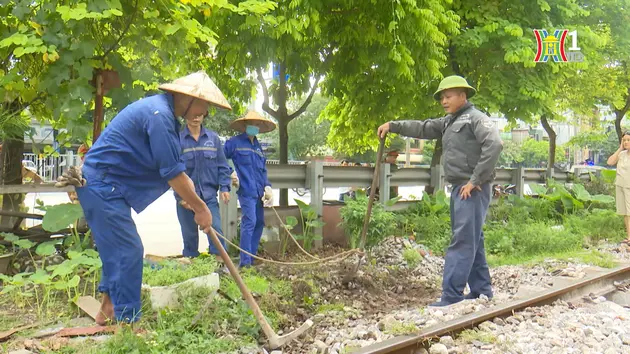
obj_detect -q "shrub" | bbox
[485,221,583,258]
[564,209,625,244]
[339,192,397,250]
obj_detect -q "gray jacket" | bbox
[390,103,503,186]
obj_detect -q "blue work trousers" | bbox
[441,183,493,303]
[75,181,143,323]
[176,198,226,257]
[238,195,265,267]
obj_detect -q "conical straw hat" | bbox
[229,111,277,133]
[158,71,232,110]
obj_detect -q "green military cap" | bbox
[433,75,477,100]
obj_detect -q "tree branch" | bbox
[288,75,321,122]
[256,67,277,117]
[95,0,139,60]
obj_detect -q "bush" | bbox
[404,213,451,255]
[339,192,397,250]
[487,195,560,224]
[485,221,583,257]
[564,209,625,244]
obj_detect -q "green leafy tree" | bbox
[286,94,330,160]
[209,0,459,205]
[0,0,274,220]
[520,138,567,167]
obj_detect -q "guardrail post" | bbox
[513,166,525,198]
[379,163,391,205]
[430,163,444,195]
[306,160,324,248]
[220,160,239,242]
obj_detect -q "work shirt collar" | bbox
[446,102,473,127]
[183,124,209,139]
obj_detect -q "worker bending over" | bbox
[57,71,232,324]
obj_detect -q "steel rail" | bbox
[355,264,630,354]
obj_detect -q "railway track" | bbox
[355,264,630,354]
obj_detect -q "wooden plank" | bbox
[76,296,101,320]
[0,323,42,342]
[0,184,74,194]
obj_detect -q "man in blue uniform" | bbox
[224,111,276,268]
[176,113,232,259]
[377,75,503,307]
[55,71,232,324]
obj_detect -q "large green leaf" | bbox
[590,194,615,204]
[571,184,592,202]
[35,241,58,257]
[42,203,84,232]
[601,169,617,184]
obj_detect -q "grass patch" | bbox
[459,328,497,344]
[86,287,255,353]
[385,321,419,335]
[142,257,220,287]
[488,249,618,268]
[0,314,24,332]
[402,248,422,268]
[316,302,345,313]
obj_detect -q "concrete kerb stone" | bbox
[142,273,220,310]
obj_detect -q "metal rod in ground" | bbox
[343,137,386,284]
[204,226,313,349]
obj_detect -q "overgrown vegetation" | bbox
[383,180,623,267]
[143,257,220,287]
[339,191,398,250]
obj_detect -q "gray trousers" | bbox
[441,183,493,303]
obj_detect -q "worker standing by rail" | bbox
[377,75,503,307]
[55,71,232,324]
[224,111,276,268]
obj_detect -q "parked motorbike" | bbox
[492,184,516,198]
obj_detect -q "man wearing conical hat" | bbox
[224,110,276,267]
[377,75,503,307]
[55,71,232,325]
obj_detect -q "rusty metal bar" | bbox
[356,264,630,354]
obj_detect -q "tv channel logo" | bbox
[533,29,584,63]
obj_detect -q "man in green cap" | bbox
[377,75,503,307]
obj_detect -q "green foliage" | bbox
[285,199,324,252]
[38,203,84,232]
[339,191,397,250]
[99,288,253,353]
[0,233,101,318]
[0,0,275,148]
[518,138,567,167]
[142,257,220,287]
[564,209,625,244]
[36,200,91,251]
[529,180,615,214]
[287,94,331,160]
[402,248,422,268]
[485,222,583,258]
[398,191,452,255]
[209,0,459,157]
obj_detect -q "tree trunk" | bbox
[278,117,289,206]
[277,63,289,207]
[540,115,556,180]
[425,139,442,195]
[1,137,25,227]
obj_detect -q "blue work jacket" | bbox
[174,126,231,203]
[82,93,186,213]
[224,133,271,198]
